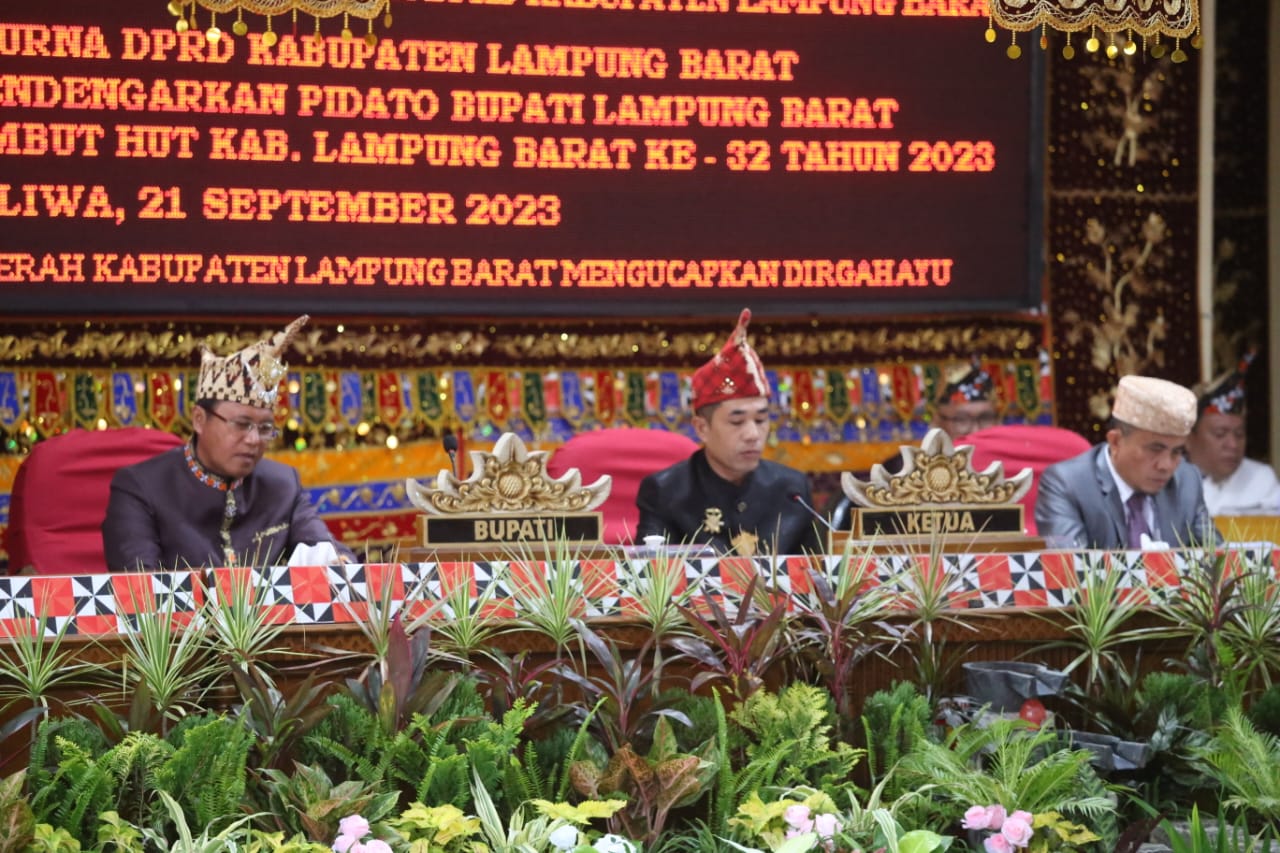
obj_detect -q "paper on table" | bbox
[287,541,342,566]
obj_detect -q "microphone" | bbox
[790,492,836,532]
[442,428,459,478]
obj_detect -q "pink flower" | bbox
[333,838,356,853]
[983,835,1013,853]
[813,813,840,839]
[363,841,392,853]
[338,815,371,840]
[987,805,1007,828]
[963,805,993,830]
[1000,814,1034,848]
[784,804,812,829]
[1009,810,1033,826]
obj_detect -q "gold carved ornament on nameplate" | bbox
[405,432,611,550]
[838,428,1035,550]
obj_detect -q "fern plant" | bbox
[728,683,863,801]
[859,681,932,794]
[153,716,253,834]
[895,719,1113,831]
[1195,705,1280,834]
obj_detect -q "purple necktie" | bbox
[1126,492,1150,549]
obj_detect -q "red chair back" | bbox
[547,428,700,545]
[961,424,1092,535]
[5,427,184,574]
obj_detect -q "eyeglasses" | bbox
[205,408,280,440]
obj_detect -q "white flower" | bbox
[594,834,637,853]
[549,824,580,851]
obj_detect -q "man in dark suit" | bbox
[635,309,823,556]
[1035,375,1220,550]
[102,316,354,570]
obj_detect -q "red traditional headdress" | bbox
[691,309,770,410]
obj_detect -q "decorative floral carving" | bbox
[1060,212,1172,418]
[841,428,1032,508]
[406,432,610,515]
[1079,59,1172,168]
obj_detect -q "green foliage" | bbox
[27,717,110,802]
[788,551,899,730]
[895,719,1113,829]
[729,683,863,800]
[257,761,398,842]
[554,621,692,754]
[1155,804,1277,853]
[859,681,932,792]
[31,731,175,843]
[153,717,253,833]
[570,716,716,846]
[231,664,335,772]
[137,789,260,853]
[109,595,223,736]
[1249,685,1280,738]
[672,574,793,702]
[0,770,36,853]
[1196,705,1280,833]
[300,677,535,814]
[95,811,145,853]
[390,801,484,852]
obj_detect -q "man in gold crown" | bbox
[635,309,823,556]
[1035,375,1220,549]
[102,316,354,570]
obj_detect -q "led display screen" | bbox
[0,0,1039,315]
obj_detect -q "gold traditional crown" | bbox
[196,315,308,409]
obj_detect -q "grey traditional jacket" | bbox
[1035,443,1221,550]
[102,443,352,571]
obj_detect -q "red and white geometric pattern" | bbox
[1,547,1276,637]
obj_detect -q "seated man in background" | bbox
[1186,353,1280,515]
[1035,375,1220,550]
[102,316,354,570]
[828,356,998,528]
[933,356,1000,445]
[636,309,823,556]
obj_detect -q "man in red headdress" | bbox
[635,309,823,556]
[102,316,354,570]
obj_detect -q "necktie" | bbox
[1126,492,1150,549]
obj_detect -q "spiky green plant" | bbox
[1030,555,1167,696]
[408,564,501,669]
[110,593,221,736]
[501,536,594,663]
[1222,566,1280,696]
[200,567,295,679]
[0,606,93,716]
[892,537,979,705]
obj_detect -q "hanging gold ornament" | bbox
[988,0,1199,60]
[165,1,391,42]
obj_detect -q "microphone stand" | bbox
[442,428,460,479]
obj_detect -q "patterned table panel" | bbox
[0,548,1276,638]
